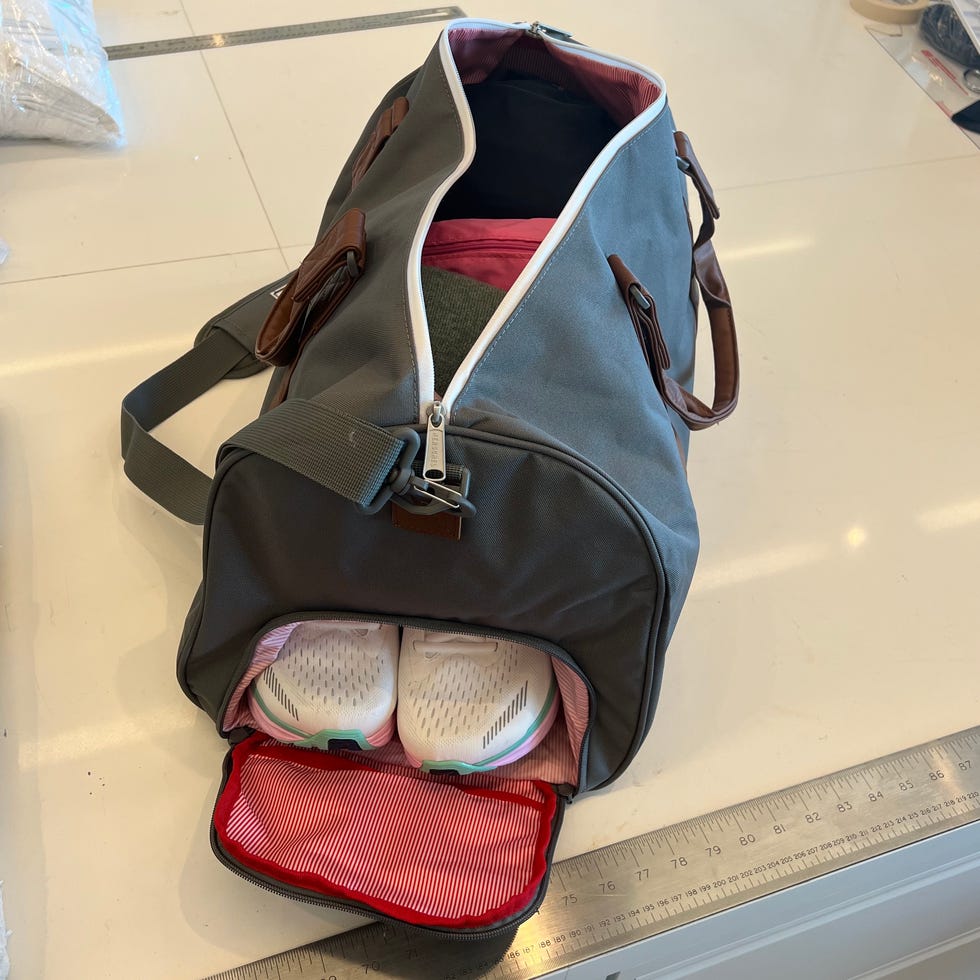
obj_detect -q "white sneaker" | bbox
[397,628,559,772]
[248,622,398,750]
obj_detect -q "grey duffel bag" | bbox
[120,17,739,938]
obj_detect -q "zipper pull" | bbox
[423,401,447,482]
[527,21,573,41]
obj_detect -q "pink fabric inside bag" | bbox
[422,217,556,291]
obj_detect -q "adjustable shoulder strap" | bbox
[121,275,418,525]
[121,277,285,524]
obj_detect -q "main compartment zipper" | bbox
[423,400,447,482]
[412,18,669,423]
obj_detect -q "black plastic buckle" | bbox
[356,430,476,519]
[345,248,361,281]
[356,428,421,516]
[396,464,476,519]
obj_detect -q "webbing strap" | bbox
[225,400,405,510]
[121,327,409,524]
[121,329,259,524]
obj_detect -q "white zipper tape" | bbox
[403,17,669,421]
[407,19,530,422]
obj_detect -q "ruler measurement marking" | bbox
[105,7,466,60]
[206,726,980,980]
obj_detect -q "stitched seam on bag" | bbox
[458,122,661,401]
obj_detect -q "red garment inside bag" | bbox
[422,217,556,291]
[213,734,559,929]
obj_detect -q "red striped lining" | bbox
[214,734,558,928]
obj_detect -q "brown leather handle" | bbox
[351,96,409,189]
[685,238,738,429]
[673,130,738,429]
[610,133,738,431]
[255,208,367,366]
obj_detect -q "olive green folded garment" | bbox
[421,265,506,395]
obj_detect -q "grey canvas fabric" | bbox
[121,17,738,938]
[177,48,704,790]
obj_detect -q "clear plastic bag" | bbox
[920,2,980,70]
[0,0,124,145]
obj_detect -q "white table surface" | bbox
[1,1,979,977]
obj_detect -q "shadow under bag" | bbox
[120,18,740,938]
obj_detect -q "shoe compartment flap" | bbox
[213,734,561,930]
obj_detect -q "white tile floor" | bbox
[1,2,979,978]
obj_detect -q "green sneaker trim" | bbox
[420,758,494,774]
[419,674,559,773]
[251,686,370,750]
[293,729,371,751]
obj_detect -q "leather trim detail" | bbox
[391,503,463,540]
[674,130,719,247]
[609,132,738,431]
[351,97,410,189]
[611,250,738,431]
[255,208,367,369]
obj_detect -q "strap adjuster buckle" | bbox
[356,428,421,515]
[396,464,475,518]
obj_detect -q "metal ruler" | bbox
[105,8,466,61]
[205,726,980,980]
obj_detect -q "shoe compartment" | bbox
[222,617,591,789]
[245,621,398,750]
[213,732,561,929]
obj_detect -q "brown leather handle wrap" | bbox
[609,131,739,431]
[255,208,367,366]
[687,237,738,429]
[350,96,409,189]
[674,130,719,245]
